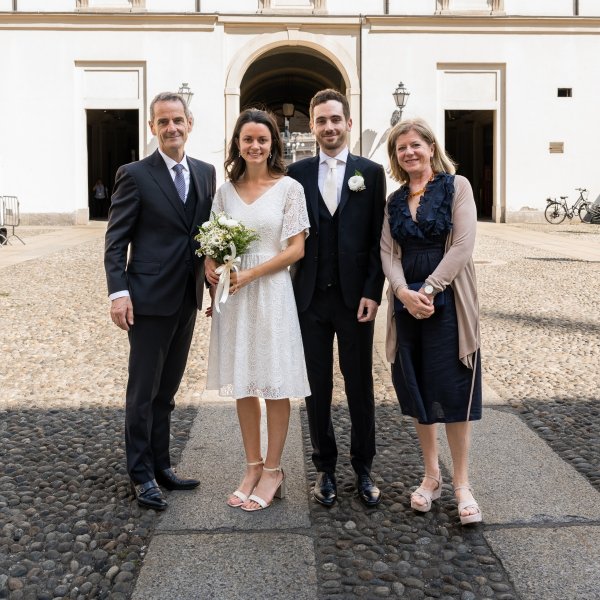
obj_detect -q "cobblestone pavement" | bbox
[1,222,599,599]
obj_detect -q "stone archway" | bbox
[224,31,360,152]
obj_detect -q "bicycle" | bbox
[544,188,590,224]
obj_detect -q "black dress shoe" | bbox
[156,468,200,491]
[313,472,337,507]
[130,479,168,511]
[356,473,382,507]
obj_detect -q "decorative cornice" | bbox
[366,15,600,34]
[0,12,218,31]
[0,12,599,34]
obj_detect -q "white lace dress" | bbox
[205,176,311,399]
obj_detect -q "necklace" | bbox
[408,172,434,199]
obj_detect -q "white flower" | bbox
[348,171,366,192]
[201,221,211,229]
[217,215,229,226]
[224,218,239,228]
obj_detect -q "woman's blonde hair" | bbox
[387,118,456,183]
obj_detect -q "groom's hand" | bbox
[357,298,378,323]
[111,296,134,331]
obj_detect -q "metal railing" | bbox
[0,196,24,245]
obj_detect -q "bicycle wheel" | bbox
[578,202,590,222]
[545,202,566,224]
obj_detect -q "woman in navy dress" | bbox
[380,118,482,525]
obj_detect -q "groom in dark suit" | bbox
[287,89,386,507]
[104,92,215,510]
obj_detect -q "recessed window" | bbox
[557,88,572,97]
[549,142,564,154]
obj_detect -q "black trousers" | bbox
[299,286,376,475]
[125,277,197,483]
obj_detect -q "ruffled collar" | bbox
[388,173,455,242]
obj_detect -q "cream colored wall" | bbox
[0,24,225,219]
[362,26,600,218]
[1,12,599,222]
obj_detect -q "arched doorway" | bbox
[240,48,345,163]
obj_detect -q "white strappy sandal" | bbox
[227,459,263,508]
[454,485,483,525]
[410,474,443,512]
[240,466,286,512]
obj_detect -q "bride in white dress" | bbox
[205,108,310,512]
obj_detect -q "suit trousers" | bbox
[299,285,376,475]
[125,276,197,483]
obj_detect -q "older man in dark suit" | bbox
[287,89,386,507]
[104,92,215,510]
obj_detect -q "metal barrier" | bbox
[0,196,25,245]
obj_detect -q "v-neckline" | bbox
[231,177,285,206]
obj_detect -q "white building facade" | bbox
[1,0,599,224]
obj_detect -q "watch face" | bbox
[424,285,434,295]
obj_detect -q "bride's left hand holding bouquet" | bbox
[195,212,259,312]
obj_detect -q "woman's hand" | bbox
[396,287,435,320]
[205,257,220,286]
[229,269,255,294]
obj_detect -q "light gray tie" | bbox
[173,163,186,203]
[323,158,338,215]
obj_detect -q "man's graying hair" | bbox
[149,92,190,121]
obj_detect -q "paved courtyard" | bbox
[0,221,599,599]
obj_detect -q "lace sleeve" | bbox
[281,178,310,242]
[211,185,224,214]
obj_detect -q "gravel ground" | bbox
[1,224,599,599]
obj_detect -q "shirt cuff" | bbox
[109,290,130,301]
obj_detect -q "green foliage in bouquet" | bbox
[195,211,259,264]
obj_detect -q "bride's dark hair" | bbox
[224,108,287,183]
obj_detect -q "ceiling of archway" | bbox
[240,49,346,118]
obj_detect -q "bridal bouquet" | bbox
[195,212,259,312]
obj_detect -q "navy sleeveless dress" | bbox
[388,174,482,425]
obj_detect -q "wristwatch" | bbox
[422,284,434,295]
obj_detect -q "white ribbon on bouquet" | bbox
[214,243,241,313]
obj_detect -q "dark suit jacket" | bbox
[104,150,216,316]
[287,152,386,313]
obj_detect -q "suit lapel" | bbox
[146,150,187,226]
[338,153,355,215]
[305,156,321,230]
[189,159,210,234]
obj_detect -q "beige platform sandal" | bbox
[410,474,443,513]
[240,466,286,512]
[227,459,263,508]
[454,485,483,525]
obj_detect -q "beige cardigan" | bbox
[380,174,480,368]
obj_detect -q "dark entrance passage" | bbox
[240,48,344,163]
[445,110,494,220]
[87,109,138,220]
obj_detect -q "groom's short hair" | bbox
[309,89,350,121]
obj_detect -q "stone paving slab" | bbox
[157,395,311,532]
[477,221,600,262]
[484,526,600,600]
[131,532,318,600]
[439,408,600,525]
[0,224,106,269]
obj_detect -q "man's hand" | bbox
[357,298,378,323]
[205,257,220,286]
[110,296,134,331]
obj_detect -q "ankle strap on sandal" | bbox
[423,474,440,484]
[263,465,282,472]
[247,459,264,466]
[453,484,472,492]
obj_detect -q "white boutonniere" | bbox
[348,170,366,192]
